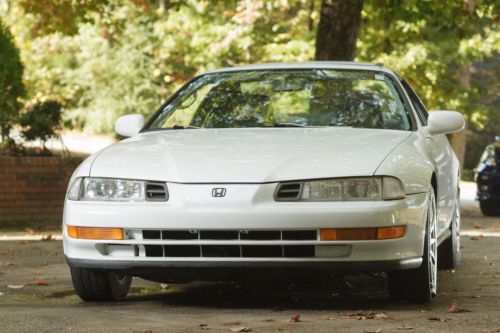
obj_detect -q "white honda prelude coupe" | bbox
[63,62,464,303]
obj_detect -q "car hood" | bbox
[90,128,411,183]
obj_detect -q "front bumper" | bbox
[63,183,428,272]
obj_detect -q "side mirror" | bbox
[115,114,144,137]
[425,111,465,136]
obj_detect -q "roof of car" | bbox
[206,61,390,74]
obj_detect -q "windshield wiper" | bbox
[272,122,306,128]
[171,125,201,129]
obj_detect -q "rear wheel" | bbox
[70,267,132,301]
[479,199,498,216]
[387,188,437,303]
[438,193,461,269]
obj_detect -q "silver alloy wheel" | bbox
[428,190,438,296]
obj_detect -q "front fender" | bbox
[374,133,434,195]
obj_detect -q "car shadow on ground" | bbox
[119,273,406,311]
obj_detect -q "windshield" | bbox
[147,70,411,130]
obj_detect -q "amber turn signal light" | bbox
[67,225,123,240]
[320,226,405,241]
[377,226,406,239]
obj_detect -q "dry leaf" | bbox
[364,329,381,333]
[7,284,24,289]
[289,314,300,322]
[41,234,52,241]
[24,228,37,235]
[397,326,414,330]
[342,311,387,320]
[473,222,482,229]
[447,301,471,313]
[230,327,251,332]
[374,313,389,320]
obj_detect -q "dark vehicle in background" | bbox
[476,136,500,216]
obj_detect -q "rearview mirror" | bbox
[425,111,465,136]
[115,114,144,137]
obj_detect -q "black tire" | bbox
[70,267,132,301]
[387,189,437,303]
[479,200,498,216]
[438,194,461,269]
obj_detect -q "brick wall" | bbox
[0,156,82,230]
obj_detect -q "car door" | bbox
[401,80,458,234]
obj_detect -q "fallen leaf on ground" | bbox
[397,326,414,330]
[473,222,482,229]
[24,228,37,235]
[159,283,169,289]
[289,314,300,322]
[222,322,241,326]
[428,317,448,322]
[199,324,209,330]
[342,311,388,320]
[41,234,52,241]
[35,280,49,286]
[7,285,24,289]
[364,329,381,333]
[469,295,481,298]
[374,313,389,319]
[447,301,471,313]
[230,327,251,332]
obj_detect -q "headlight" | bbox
[276,177,405,201]
[67,177,168,202]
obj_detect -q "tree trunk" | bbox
[315,0,364,61]
[448,65,470,170]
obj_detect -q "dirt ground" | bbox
[1,183,499,333]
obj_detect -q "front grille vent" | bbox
[145,182,168,201]
[143,244,315,258]
[142,229,317,241]
[275,182,302,201]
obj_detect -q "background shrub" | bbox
[0,19,25,148]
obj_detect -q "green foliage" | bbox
[19,99,63,148]
[0,18,25,144]
[358,0,500,128]
[2,0,316,134]
[0,0,498,142]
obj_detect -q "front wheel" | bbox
[387,188,438,303]
[438,193,461,269]
[70,267,132,301]
[479,199,499,216]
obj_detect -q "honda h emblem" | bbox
[212,188,227,198]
